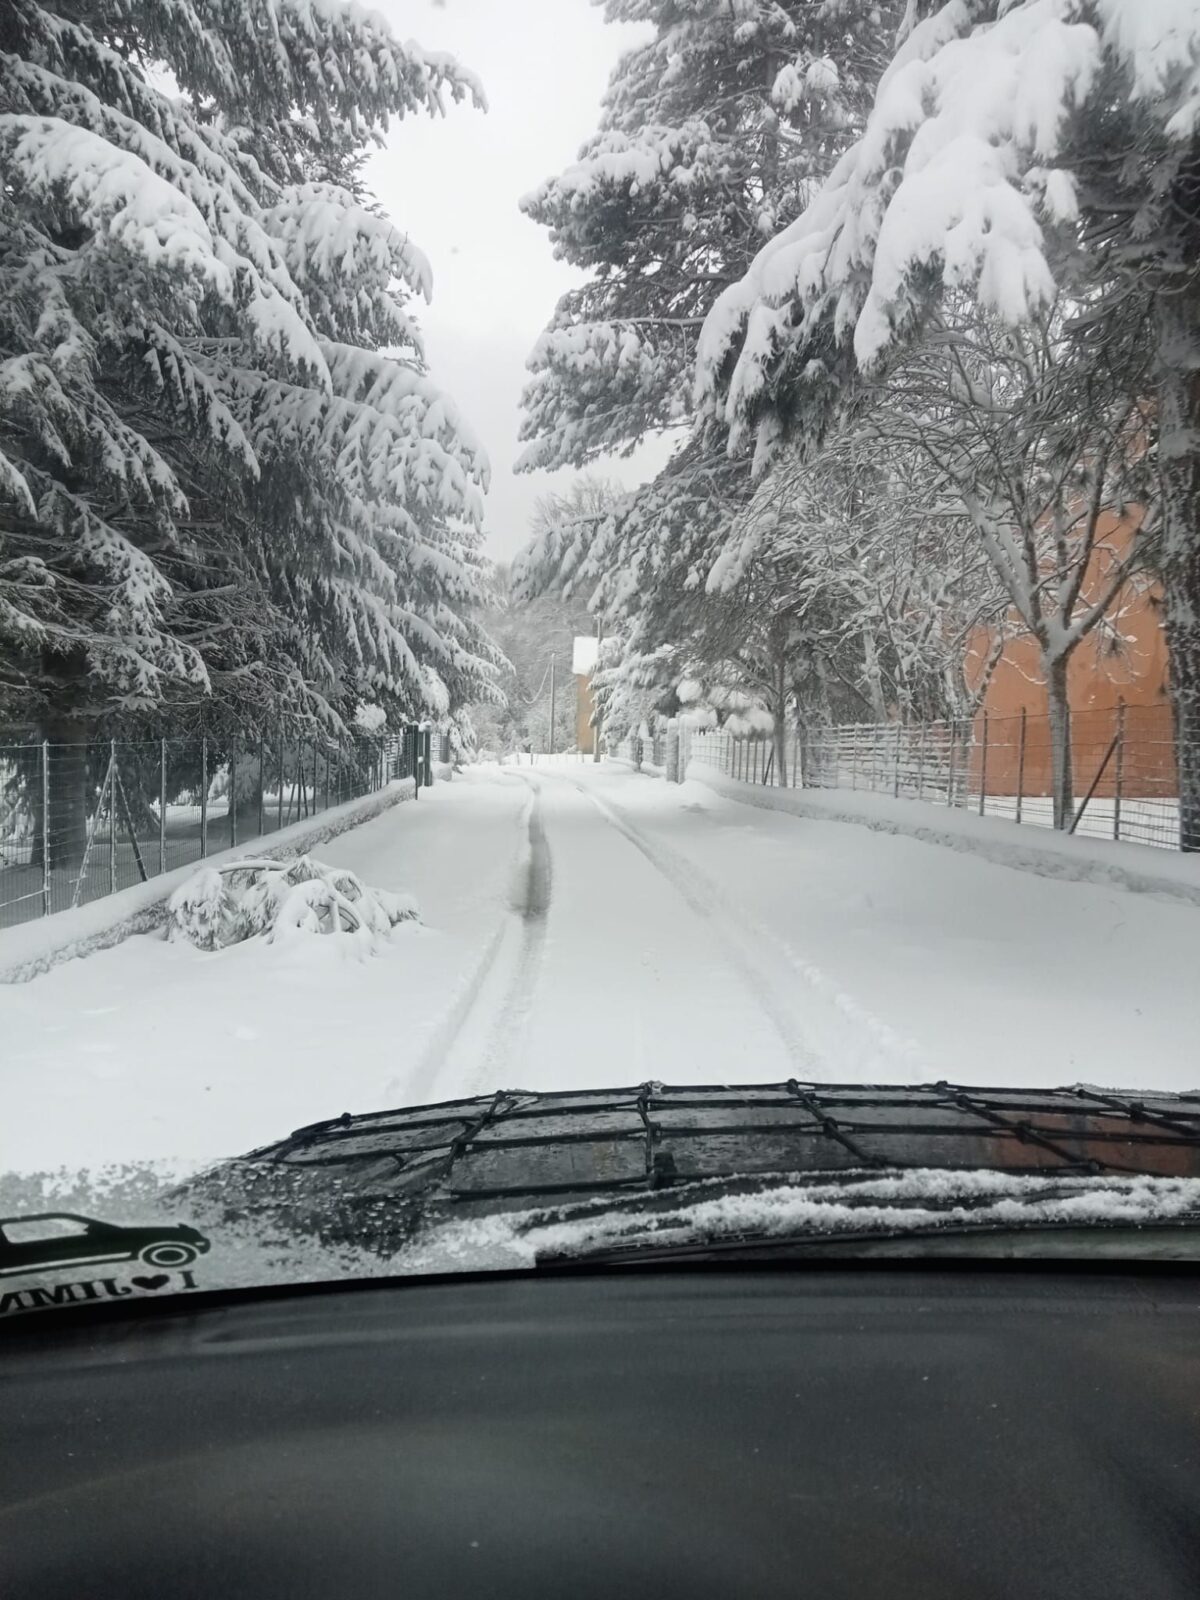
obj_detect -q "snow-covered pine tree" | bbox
[519,0,898,473]
[695,0,1200,843]
[0,0,496,747]
[516,0,903,750]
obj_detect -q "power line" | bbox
[516,658,554,707]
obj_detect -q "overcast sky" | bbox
[366,0,673,560]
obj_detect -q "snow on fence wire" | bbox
[681,701,1188,852]
[0,730,416,934]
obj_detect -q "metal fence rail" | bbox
[0,729,424,933]
[675,701,1191,852]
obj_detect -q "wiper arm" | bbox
[536,1213,1200,1269]
[524,1170,1200,1270]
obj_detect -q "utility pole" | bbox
[592,614,603,763]
[548,653,556,757]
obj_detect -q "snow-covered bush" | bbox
[168,869,236,953]
[168,857,417,954]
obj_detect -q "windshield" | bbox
[3,0,1200,1318]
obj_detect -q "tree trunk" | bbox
[795,685,832,789]
[1045,655,1074,830]
[861,627,888,722]
[772,656,788,788]
[771,719,787,788]
[1156,283,1200,850]
[42,711,88,870]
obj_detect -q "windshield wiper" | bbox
[535,1214,1200,1269]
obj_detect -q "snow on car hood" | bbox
[6,1165,1200,1320]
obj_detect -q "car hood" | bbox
[7,1080,1200,1321]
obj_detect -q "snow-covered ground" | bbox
[4,761,1199,1183]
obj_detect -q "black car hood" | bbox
[177,1078,1200,1257]
[7,1081,1200,1322]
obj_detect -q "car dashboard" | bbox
[3,1265,1200,1598]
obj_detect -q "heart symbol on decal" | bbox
[131,1274,169,1291]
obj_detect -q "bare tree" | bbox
[859,302,1155,826]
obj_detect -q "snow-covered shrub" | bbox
[166,869,235,952]
[168,857,417,953]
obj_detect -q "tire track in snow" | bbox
[403,774,550,1102]
[560,776,928,1083]
[557,778,818,1076]
[485,773,554,1085]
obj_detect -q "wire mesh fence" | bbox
[679,701,1191,852]
[0,729,423,933]
[612,728,668,772]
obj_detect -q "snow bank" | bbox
[0,780,416,986]
[1,771,527,1178]
[685,765,1200,906]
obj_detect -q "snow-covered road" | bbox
[4,761,1199,1179]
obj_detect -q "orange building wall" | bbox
[964,513,1175,798]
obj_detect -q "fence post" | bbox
[109,739,117,892]
[277,737,284,832]
[1016,708,1027,825]
[978,713,989,817]
[41,739,50,917]
[916,724,926,799]
[159,738,167,875]
[258,737,266,840]
[946,726,957,808]
[71,754,113,909]
[230,747,238,848]
[1113,698,1126,842]
[893,722,902,798]
[199,736,208,858]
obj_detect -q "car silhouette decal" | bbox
[0,1213,211,1278]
